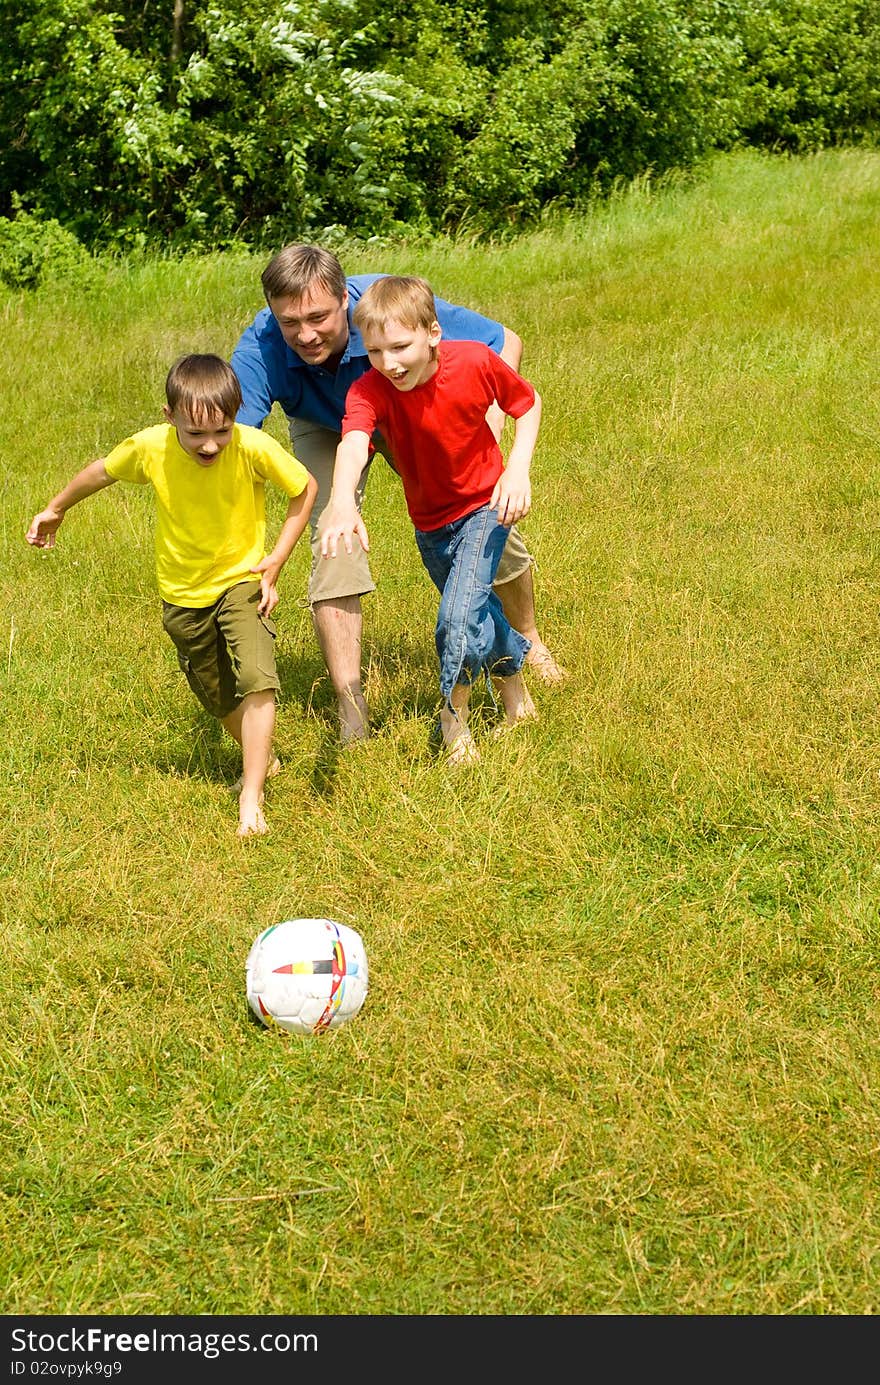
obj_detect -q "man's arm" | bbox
[231,312,281,428]
[26,460,117,549]
[499,326,523,372]
[432,292,521,440]
[487,327,524,441]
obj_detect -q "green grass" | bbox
[3,148,880,1315]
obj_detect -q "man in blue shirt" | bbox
[232,243,565,745]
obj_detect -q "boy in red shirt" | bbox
[320,275,542,765]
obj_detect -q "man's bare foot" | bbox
[231,755,281,796]
[338,691,370,747]
[440,705,480,767]
[492,673,538,728]
[237,795,268,838]
[525,644,568,685]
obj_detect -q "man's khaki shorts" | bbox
[161,580,279,719]
[289,419,535,606]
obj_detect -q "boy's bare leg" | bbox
[229,756,281,796]
[223,701,281,795]
[222,690,276,836]
[494,567,567,685]
[312,595,370,745]
[490,671,538,729]
[439,682,479,766]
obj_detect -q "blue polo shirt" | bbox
[231,273,506,431]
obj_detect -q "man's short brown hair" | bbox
[260,244,347,305]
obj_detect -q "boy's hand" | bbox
[25,463,115,547]
[490,467,531,527]
[251,556,281,617]
[26,506,64,548]
[319,506,370,559]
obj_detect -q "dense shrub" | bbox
[0,0,878,253]
[0,0,183,246]
[733,0,880,150]
[0,206,91,290]
[444,2,744,231]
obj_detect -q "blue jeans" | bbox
[414,505,531,704]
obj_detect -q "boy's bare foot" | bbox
[446,727,480,766]
[338,691,370,748]
[525,644,568,685]
[231,755,281,795]
[440,705,480,767]
[237,795,268,838]
[492,673,538,728]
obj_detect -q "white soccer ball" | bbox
[246,917,369,1035]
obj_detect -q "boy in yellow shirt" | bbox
[26,354,318,838]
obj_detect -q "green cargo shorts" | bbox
[161,580,280,720]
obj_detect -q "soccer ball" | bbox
[246,917,369,1036]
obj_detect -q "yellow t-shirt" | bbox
[103,422,310,607]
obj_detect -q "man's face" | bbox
[269,285,350,365]
[362,317,441,392]
[164,405,234,465]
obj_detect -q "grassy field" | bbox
[3,148,880,1317]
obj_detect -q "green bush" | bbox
[733,0,880,150]
[442,1,743,232]
[0,0,878,248]
[2,0,182,247]
[0,207,91,290]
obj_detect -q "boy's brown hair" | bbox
[165,354,242,422]
[261,244,348,305]
[352,275,438,337]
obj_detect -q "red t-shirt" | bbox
[341,339,536,531]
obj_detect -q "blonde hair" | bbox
[261,244,347,304]
[165,354,242,421]
[352,275,438,337]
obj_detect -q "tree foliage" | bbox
[1,0,878,256]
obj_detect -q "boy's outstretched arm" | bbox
[252,470,319,617]
[319,432,372,559]
[491,391,542,527]
[26,460,117,549]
